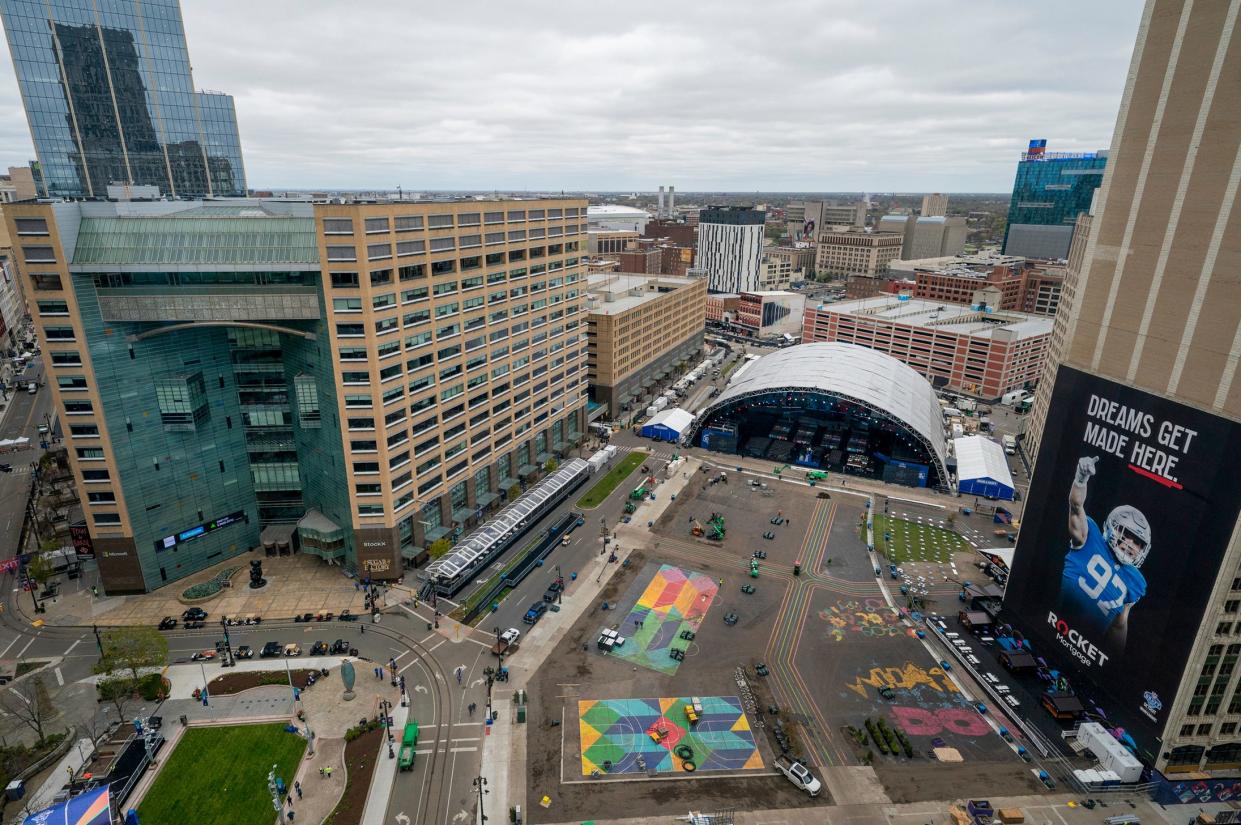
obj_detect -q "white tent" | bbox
[954,435,1015,500]
[641,408,695,442]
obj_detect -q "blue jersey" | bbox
[1060,517,1147,631]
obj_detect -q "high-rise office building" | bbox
[695,206,765,293]
[879,214,967,259]
[920,193,948,217]
[0,0,246,199]
[1002,0,1241,781]
[785,199,865,240]
[4,198,588,592]
[1002,139,1106,259]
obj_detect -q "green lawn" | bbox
[576,450,647,509]
[873,514,970,564]
[138,723,307,825]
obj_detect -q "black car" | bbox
[235,645,253,659]
[0,463,12,473]
[260,641,282,658]
[157,616,178,630]
[330,639,350,654]
[182,607,208,621]
[338,610,358,622]
[310,641,329,656]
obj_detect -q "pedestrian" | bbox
[294,781,302,799]
[319,767,326,777]
[287,810,295,822]
[360,623,364,634]
[325,766,333,779]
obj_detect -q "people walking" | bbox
[294,781,302,799]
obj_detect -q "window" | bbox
[76,447,105,460]
[58,375,88,391]
[432,259,455,275]
[367,242,392,261]
[14,217,48,235]
[87,491,115,504]
[372,292,396,310]
[395,215,424,231]
[323,217,354,234]
[365,217,390,234]
[333,297,362,312]
[1228,601,1240,614]
[429,214,454,229]
[295,375,321,427]
[370,269,393,286]
[403,286,428,303]
[327,245,357,262]
[397,240,425,256]
[155,372,209,432]
[44,326,75,341]
[82,469,109,482]
[37,300,69,315]
[507,210,525,222]
[336,323,365,337]
[23,245,55,263]
[331,271,359,288]
[400,263,426,281]
[69,424,99,437]
[64,399,93,414]
[51,351,82,366]
[430,237,456,253]
[93,513,122,526]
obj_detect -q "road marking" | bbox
[16,634,37,659]
[449,746,477,753]
[54,667,63,686]
[393,650,410,662]
[426,639,445,654]
[0,637,16,658]
[62,639,80,656]
[450,737,479,743]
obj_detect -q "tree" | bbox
[543,458,559,473]
[428,538,453,560]
[0,676,57,743]
[25,555,53,590]
[96,676,136,720]
[507,484,521,501]
[94,627,168,684]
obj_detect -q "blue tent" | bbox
[953,436,1015,500]
[640,408,694,443]
[23,786,111,825]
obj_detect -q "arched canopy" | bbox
[689,342,948,485]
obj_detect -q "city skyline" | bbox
[0,0,1142,193]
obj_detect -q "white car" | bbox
[500,628,521,645]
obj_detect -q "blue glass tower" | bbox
[0,0,246,199]
[1003,139,1106,257]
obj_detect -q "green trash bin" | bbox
[517,706,527,724]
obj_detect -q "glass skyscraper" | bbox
[1003,139,1106,258]
[0,0,246,199]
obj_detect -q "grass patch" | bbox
[15,660,50,678]
[576,451,647,509]
[137,723,306,825]
[873,514,969,564]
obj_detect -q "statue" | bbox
[341,659,356,701]
[249,559,266,589]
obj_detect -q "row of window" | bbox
[321,207,582,236]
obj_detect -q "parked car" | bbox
[330,639,351,654]
[500,627,521,646]
[522,601,547,625]
[183,620,205,630]
[182,607,208,621]
[158,617,178,630]
[0,463,12,473]
[260,641,282,658]
[338,610,358,622]
[283,643,302,657]
[235,645,253,659]
[190,650,216,662]
[310,641,329,656]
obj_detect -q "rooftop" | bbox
[813,296,1053,341]
[585,272,696,315]
[587,204,650,217]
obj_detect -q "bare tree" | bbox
[0,676,58,744]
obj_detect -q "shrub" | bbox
[864,719,886,755]
[182,567,240,599]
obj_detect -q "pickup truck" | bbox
[398,721,419,771]
[492,627,520,655]
[773,755,821,797]
[522,601,547,625]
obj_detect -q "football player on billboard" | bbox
[1062,455,1150,646]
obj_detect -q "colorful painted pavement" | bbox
[608,564,719,675]
[578,696,763,776]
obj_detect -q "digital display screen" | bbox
[154,510,247,553]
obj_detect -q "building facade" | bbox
[585,273,705,418]
[786,200,866,240]
[1002,139,1106,259]
[5,197,589,593]
[879,214,967,260]
[586,205,649,233]
[695,206,765,293]
[763,244,815,281]
[920,193,948,217]
[814,230,902,279]
[0,0,246,199]
[587,230,638,255]
[1005,1,1241,779]
[641,219,696,248]
[736,291,805,337]
[802,297,1051,399]
[705,292,740,324]
[0,166,37,202]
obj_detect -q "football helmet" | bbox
[1104,505,1151,567]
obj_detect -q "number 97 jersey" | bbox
[1061,516,1148,630]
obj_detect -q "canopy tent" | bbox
[953,435,1015,500]
[23,787,111,825]
[640,408,694,443]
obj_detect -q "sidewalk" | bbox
[478,457,701,821]
[359,697,408,825]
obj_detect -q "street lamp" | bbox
[473,776,488,825]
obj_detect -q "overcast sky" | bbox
[0,0,1144,193]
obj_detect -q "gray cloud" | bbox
[0,0,1143,191]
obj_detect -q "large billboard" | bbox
[1004,366,1241,760]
